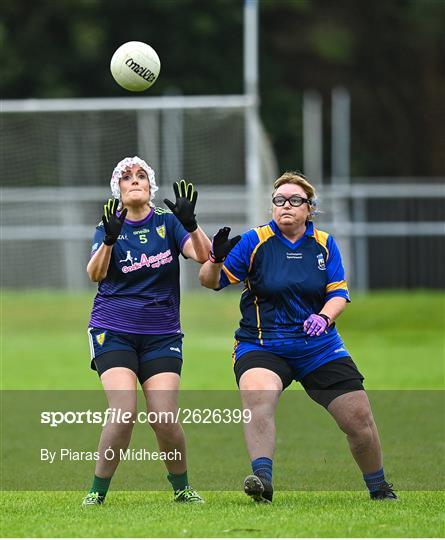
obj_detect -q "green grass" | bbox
[1,290,444,390]
[1,290,444,537]
[2,491,444,538]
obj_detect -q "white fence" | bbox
[1,182,444,291]
[1,97,444,291]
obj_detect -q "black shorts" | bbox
[94,352,182,386]
[87,328,183,385]
[234,353,364,408]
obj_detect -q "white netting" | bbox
[0,100,278,289]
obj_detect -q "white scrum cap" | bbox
[110,156,158,207]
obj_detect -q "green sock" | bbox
[90,474,112,498]
[167,471,188,491]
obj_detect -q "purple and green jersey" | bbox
[89,207,190,334]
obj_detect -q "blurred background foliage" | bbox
[1,0,444,176]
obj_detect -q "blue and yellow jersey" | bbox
[219,220,350,342]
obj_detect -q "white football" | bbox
[110,41,161,92]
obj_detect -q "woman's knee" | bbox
[342,404,375,437]
[147,410,181,436]
[107,408,137,435]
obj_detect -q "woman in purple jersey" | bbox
[199,172,396,503]
[82,156,210,506]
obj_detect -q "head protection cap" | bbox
[110,156,158,207]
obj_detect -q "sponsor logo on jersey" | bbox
[96,332,106,346]
[169,346,181,352]
[120,251,134,265]
[156,225,166,239]
[117,234,128,240]
[121,249,173,273]
[317,253,326,270]
[286,252,303,259]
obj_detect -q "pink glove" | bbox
[303,314,331,336]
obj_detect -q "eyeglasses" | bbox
[272,195,311,207]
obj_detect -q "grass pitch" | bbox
[2,289,443,390]
[1,290,444,537]
[2,491,444,538]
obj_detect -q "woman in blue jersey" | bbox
[82,156,210,506]
[199,172,396,503]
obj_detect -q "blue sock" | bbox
[363,467,385,493]
[252,457,273,483]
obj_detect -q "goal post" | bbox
[0,96,278,290]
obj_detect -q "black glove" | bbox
[210,227,241,263]
[164,180,198,232]
[102,198,127,246]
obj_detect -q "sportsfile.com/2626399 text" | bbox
[40,407,252,427]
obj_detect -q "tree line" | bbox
[1,0,443,176]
